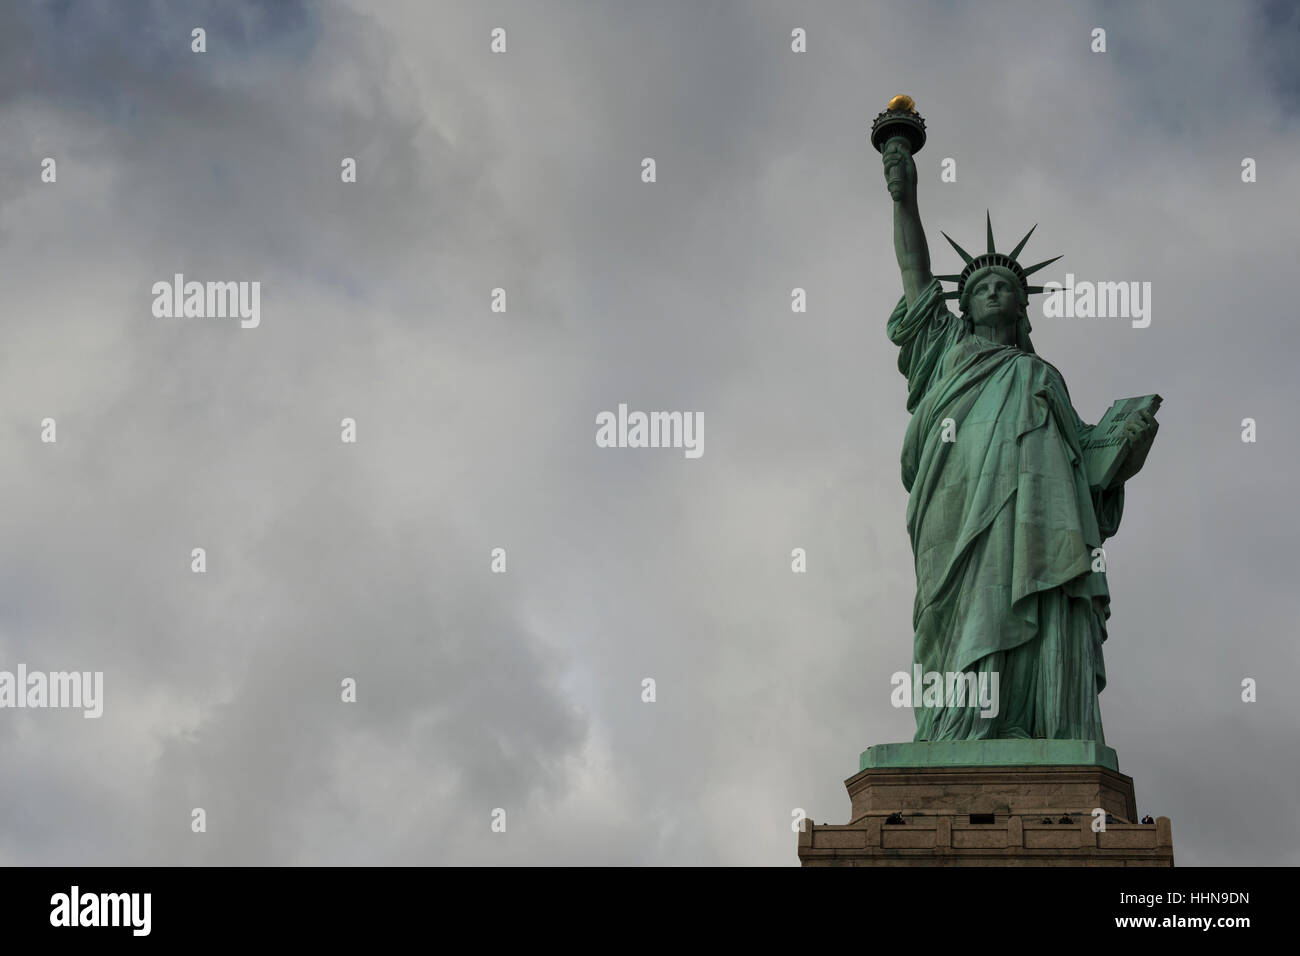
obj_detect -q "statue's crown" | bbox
[937,212,1062,307]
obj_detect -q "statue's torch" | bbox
[871,95,927,201]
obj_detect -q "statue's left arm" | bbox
[1068,407,1128,542]
[1055,371,1158,541]
[1112,409,1157,484]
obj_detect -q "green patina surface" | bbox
[869,98,1160,747]
[860,739,1120,773]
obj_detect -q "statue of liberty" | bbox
[874,97,1158,745]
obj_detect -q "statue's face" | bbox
[969,272,1020,326]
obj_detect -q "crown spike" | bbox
[941,231,975,265]
[986,211,996,256]
[1022,254,1063,277]
[1008,224,1038,262]
[935,274,963,283]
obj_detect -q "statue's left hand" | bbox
[1113,409,1157,483]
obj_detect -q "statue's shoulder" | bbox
[928,298,966,338]
[1031,354,1070,387]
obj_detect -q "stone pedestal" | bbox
[799,741,1174,866]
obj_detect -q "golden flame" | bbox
[887,94,917,113]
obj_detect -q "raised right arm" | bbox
[882,137,933,308]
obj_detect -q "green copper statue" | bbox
[872,97,1158,745]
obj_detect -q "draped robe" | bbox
[887,277,1124,743]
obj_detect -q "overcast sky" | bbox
[1,0,1297,866]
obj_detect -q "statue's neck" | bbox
[971,322,1018,347]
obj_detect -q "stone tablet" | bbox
[1081,395,1163,492]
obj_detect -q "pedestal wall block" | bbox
[800,742,1173,866]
